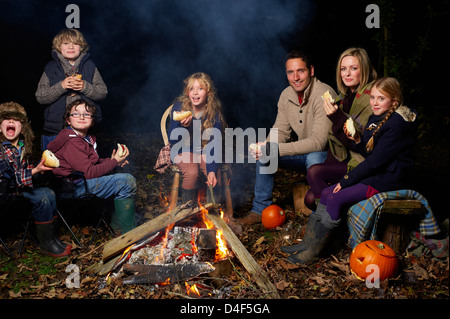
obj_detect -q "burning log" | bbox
[196,229,217,261]
[205,213,281,299]
[122,262,215,285]
[102,202,215,262]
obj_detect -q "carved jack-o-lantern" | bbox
[350,240,399,281]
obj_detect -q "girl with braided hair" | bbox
[282,78,418,264]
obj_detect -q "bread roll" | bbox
[42,150,60,168]
[74,74,82,80]
[117,143,127,157]
[322,90,335,104]
[249,143,261,152]
[173,110,192,121]
[345,117,356,137]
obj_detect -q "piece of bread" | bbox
[345,117,356,137]
[173,110,192,121]
[117,143,127,157]
[42,150,60,168]
[249,143,261,152]
[73,74,82,80]
[322,90,335,104]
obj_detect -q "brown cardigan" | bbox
[268,77,336,156]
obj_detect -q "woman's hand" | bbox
[323,98,338,116]
[343,122,361,143]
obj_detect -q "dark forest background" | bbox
[0,0,448,220]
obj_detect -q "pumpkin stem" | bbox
[377,243,385,249]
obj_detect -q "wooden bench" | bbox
[377,199,426,254]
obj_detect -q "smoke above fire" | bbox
[1,0,315,132]
[82,0,315,132]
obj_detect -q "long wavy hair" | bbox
[336,48,378,95]
[365,77,403,152]
[175,72,227,145]
[0,101,35,160]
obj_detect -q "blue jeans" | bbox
[73,173,136,200]
[22,187,57,223]
[251,151,327,214]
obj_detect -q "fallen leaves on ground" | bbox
[0,132,448,300]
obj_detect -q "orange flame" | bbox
[199,205,229,262]
[156,222,174,263]
[185,282,201,297]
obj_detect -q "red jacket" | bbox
[47,128,118,179]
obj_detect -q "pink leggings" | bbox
[174,153,207,190]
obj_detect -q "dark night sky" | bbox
[0,0,448,215]
[2,0,446,135]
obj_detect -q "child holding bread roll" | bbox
[168,72,227,204]
[47,99,137,234]
[0,101,71,257]
[36,28,108,150]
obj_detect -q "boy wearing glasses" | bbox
[47,99,136,234]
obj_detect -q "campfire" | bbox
[96,195,280,299]
[103,201,233,296]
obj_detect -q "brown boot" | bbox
[237,212,261,226]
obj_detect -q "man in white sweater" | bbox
[239,51,337,225]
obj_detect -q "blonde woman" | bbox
[168,72,227,203]
[36,28,107,150]
[284,77,418,264]
[304,48,377,210]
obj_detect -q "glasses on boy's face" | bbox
[70,112,93,119]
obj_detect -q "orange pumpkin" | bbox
[261,205,286,229]
[349,240,399,281]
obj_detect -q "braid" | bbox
[365,103,399,153]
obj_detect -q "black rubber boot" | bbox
[281,210,321,255]
[52,217,72,251]
[286,210,340,264]
[35,222,71,257]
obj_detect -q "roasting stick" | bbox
[208,184,216,205]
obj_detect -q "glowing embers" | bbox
[121,220,231,289]
[128,226,207,265]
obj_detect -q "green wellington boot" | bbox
[111,198,137,234]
